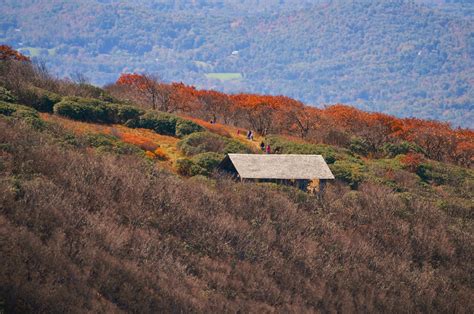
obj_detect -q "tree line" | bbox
[109,72,473,168]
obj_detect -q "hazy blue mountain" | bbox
[1,0,472,127]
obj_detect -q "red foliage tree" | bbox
[117,73,172,111]
[284,106,323,139]
[196,89,234,123]
[0,45,30,62]
[400,153,424,172]
[169,82,201,113]
[110,75,473,166]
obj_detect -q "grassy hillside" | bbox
[1,97,473,313]
[1,45,473,312]
[0,0,472,127]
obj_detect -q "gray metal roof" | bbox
[226,154,335,180]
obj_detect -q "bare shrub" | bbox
[0,117,472,312]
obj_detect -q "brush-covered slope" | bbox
[1,106,473,312]
[1,45,473,312]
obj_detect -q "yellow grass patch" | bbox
[180,115,263,152]
[40,113,183,168]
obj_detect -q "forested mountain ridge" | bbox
[1,0,473,127]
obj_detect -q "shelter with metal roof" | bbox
[218,154,334,191]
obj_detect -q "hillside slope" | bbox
[1,43,473,313]
[1,0,472,127]
[1,108,473,312]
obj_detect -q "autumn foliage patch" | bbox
[0,45,30,62]
[400,153,424,172]
[109,75,474,167]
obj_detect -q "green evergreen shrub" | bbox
[175,119,204,138]
[126,112,203,138]
[57,97,143,123]
[265,135,338,163]
[178,132,251,156]
[330,160,366,189]
[104,104,144,124]
[222,140,252,154]
[176,158,206,176]
[191,152,224,175]
[55,96,144,124]
[126,112,178,135]
[416,163,448,185]
[0,101,45,129]
[382,141,423,157]
[20,87,61,112]
[349,137,372,156]
[178,132,225,155]
[54,99,107,122]
[0,86,17,103]
[0,101,16,116]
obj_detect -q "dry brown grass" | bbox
[181,115,264,151]
[40,113,181,168]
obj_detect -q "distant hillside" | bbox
[1,0,473,127]
[243,1,473,127]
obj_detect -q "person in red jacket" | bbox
[266,144,271,154]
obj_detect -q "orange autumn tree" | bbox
[0,45,30,62]
[278,100,322,138]
[231,94,274,135]
[323,104,365,130]
[116,74,201,113]
[360,112,404,153]
[196,89,234,124]
[168,82,202,113]
[400,152,424,172]
[398,118,471,165]
[454,139,474,168]
[116,73,174,111]
[320,104,473,165]
[231,94,301,135]
[109,75,473,166]
[323,104,405,153]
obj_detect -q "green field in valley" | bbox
[205,72,242,81]
[17,47,56,57]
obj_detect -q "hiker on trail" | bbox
[260,141,265,151]
[266,144,271,154]
[247,130,254,140]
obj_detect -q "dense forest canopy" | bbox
[1,0,473,127]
